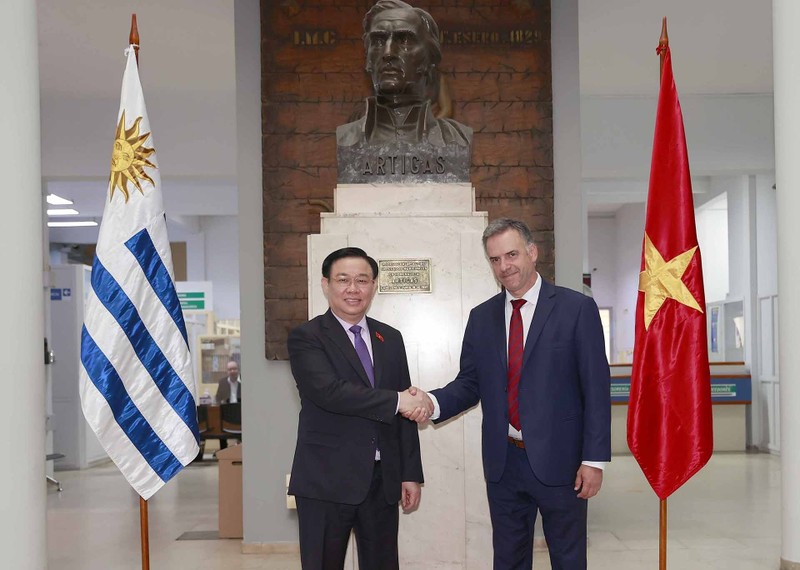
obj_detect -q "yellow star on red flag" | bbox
[638,232,703,330]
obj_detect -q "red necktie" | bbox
[508,299,526,431]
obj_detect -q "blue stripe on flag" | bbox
[81,327,185,483]
[91,258,200,442]
[125,228,189,345]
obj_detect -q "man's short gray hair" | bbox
[482,218,535,250]
[363,0,442,66]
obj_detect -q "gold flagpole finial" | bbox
[130,14,140,66]
[658,17,669,78]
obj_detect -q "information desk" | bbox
[609,362,751,453]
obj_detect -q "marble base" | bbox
[307,183,498,569]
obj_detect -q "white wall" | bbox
[202,215,240,319]
[725,176,751,304]
[40,92,236,180]
[587,204,645,364]
[587,216,617,311]
[696,192,729,303]
[756,175,778,296]
[582,94,774,179]
[613,203,646,363]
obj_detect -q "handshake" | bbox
[398,386,434,424]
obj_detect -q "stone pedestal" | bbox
[307,183,498,569]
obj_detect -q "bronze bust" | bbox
[337,0,472,183]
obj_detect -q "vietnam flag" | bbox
[627,46,713,500]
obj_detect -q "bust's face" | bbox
[366,8,430,104]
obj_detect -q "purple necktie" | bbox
[349,325,375,386]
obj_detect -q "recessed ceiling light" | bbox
[47,208,80,216]
[46,194,74,206]
[47,221,98,228]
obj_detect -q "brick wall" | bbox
[262,0,553,359]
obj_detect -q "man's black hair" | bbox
[322,247,379,279]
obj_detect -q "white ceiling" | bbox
[579,0,773,96]
[38,0,235,99]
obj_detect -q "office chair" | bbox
[197,404,209,433]
[220,402,242,437]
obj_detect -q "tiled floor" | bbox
[47,452,782,569]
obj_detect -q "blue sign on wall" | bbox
[50,288,62,301]
[610,375,751,405]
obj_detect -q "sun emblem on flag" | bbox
[109,111,157,202]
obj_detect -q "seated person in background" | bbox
[216,359,242,449]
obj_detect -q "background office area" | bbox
[2,0,797,568]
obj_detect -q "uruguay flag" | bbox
[80,46,200,500]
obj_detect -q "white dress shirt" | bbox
[332,313,374,361]
[227,377,240,404]
[429,274,606,471]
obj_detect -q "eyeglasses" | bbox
[330,276,374,289]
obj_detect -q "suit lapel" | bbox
[523,279,557,367]
[367,318,385,388]
[322,310,372,387]
[489,293,508,370]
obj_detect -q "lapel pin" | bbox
[375,331,384,342]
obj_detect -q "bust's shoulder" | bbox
[434,117,472,147]
[336,118,366,147]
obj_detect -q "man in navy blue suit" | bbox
[409,218,611,569]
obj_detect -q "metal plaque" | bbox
[378,259,432,294]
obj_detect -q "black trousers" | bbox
[295,462,399,570]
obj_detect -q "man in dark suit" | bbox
[215,359,241,449]
[215,360,241,404]
[288,247,430,570]
[410,218,610,569]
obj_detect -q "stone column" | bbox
[0,0,46,568]
[552,0,584,291]
[773,1,800,567]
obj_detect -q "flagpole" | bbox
[129,17,150,570]
[658,21,669,570]
[140,496,150,570]
[660,498,667,569]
